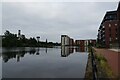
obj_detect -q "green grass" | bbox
[94,52,115,78]
[96,54,107,62]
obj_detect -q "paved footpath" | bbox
[94,48,120,77]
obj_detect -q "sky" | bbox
[1,1,119,42]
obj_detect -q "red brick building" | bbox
[75,39,96,47]
[117,2,120,48]
[75,40,85,47]
[97,2,120,48]
[69,38,74,46]
[89,40,96,46]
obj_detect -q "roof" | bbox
[99,10,117,29]
[61,35,69,37]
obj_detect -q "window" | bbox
[109,37,112,41]
[115,24,117,26]
[109,16,111,18]
[109,24,111,27]
[103,30,105,33]
[103,26,105,28]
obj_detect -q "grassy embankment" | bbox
[93,48,115,78]
[85,47,115,79]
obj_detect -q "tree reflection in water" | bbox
[2,48,39,63]
[36,47,40,55]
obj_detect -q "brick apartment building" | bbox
[75,39,96,47]
[89,40,96,46]
[97,2,120,48]
[61,35,96,47]
[117,2,120,48]
[75,40,85,47]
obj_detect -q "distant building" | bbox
[75,39,96,47]
[69,38,74,46]
[75,40,85,47]
[97,2,120,48]
[88,39,96,46]
[61,35,74,46]
[61,35,96,47]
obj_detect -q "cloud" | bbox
[2,0,120,2]
[2,2,118,42]
[0,2,2,35]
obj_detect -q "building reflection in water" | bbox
[61,46,88,57]
[75,46,88,52]
[61,46,74,57]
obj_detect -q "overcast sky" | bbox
[2,2,119,42]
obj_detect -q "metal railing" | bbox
[91,48,98,80]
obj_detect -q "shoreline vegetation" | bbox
[1,30,61,48]
[85,47,117,79]
[93,48,115,78]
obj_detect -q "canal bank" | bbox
[84,47,97,80]
[85,47,120,79]
[94,48,120,79]
[84,52,93,80]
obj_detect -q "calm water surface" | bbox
[2,47,88,78]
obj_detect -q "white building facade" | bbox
[61,35,70,46]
